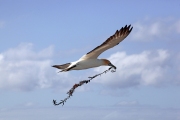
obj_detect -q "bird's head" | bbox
[101,59,116,69]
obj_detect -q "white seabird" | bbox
[52,25,133,72]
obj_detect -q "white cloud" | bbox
[2,43,53,61]
[0,43,75,91]
[93,49,176,89]
[131,18,180,41]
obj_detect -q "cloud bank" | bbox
[0,43,74,91]
[131,18,180,41]
[94,49,179,89]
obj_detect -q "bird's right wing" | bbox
[79,25,133,60]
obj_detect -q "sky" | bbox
[0,0,180,120]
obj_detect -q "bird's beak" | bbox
[109,63,116,69]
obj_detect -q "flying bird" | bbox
[52,25,133,72]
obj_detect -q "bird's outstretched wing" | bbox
[80,25,133,60]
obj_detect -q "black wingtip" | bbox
[127,24,131,28]
[130,26,133,32]
[125,24,133,32]
[124,25,127,28]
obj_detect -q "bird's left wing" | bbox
[80,25,133,60]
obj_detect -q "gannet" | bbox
[52,25,133,72]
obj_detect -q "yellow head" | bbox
[101,59,111,65]
[101,59,116,69]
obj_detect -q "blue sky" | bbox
[1,0,180,120]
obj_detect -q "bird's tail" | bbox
[52,63,77,72]
[52,63,71,70]
[59,65,77,72]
